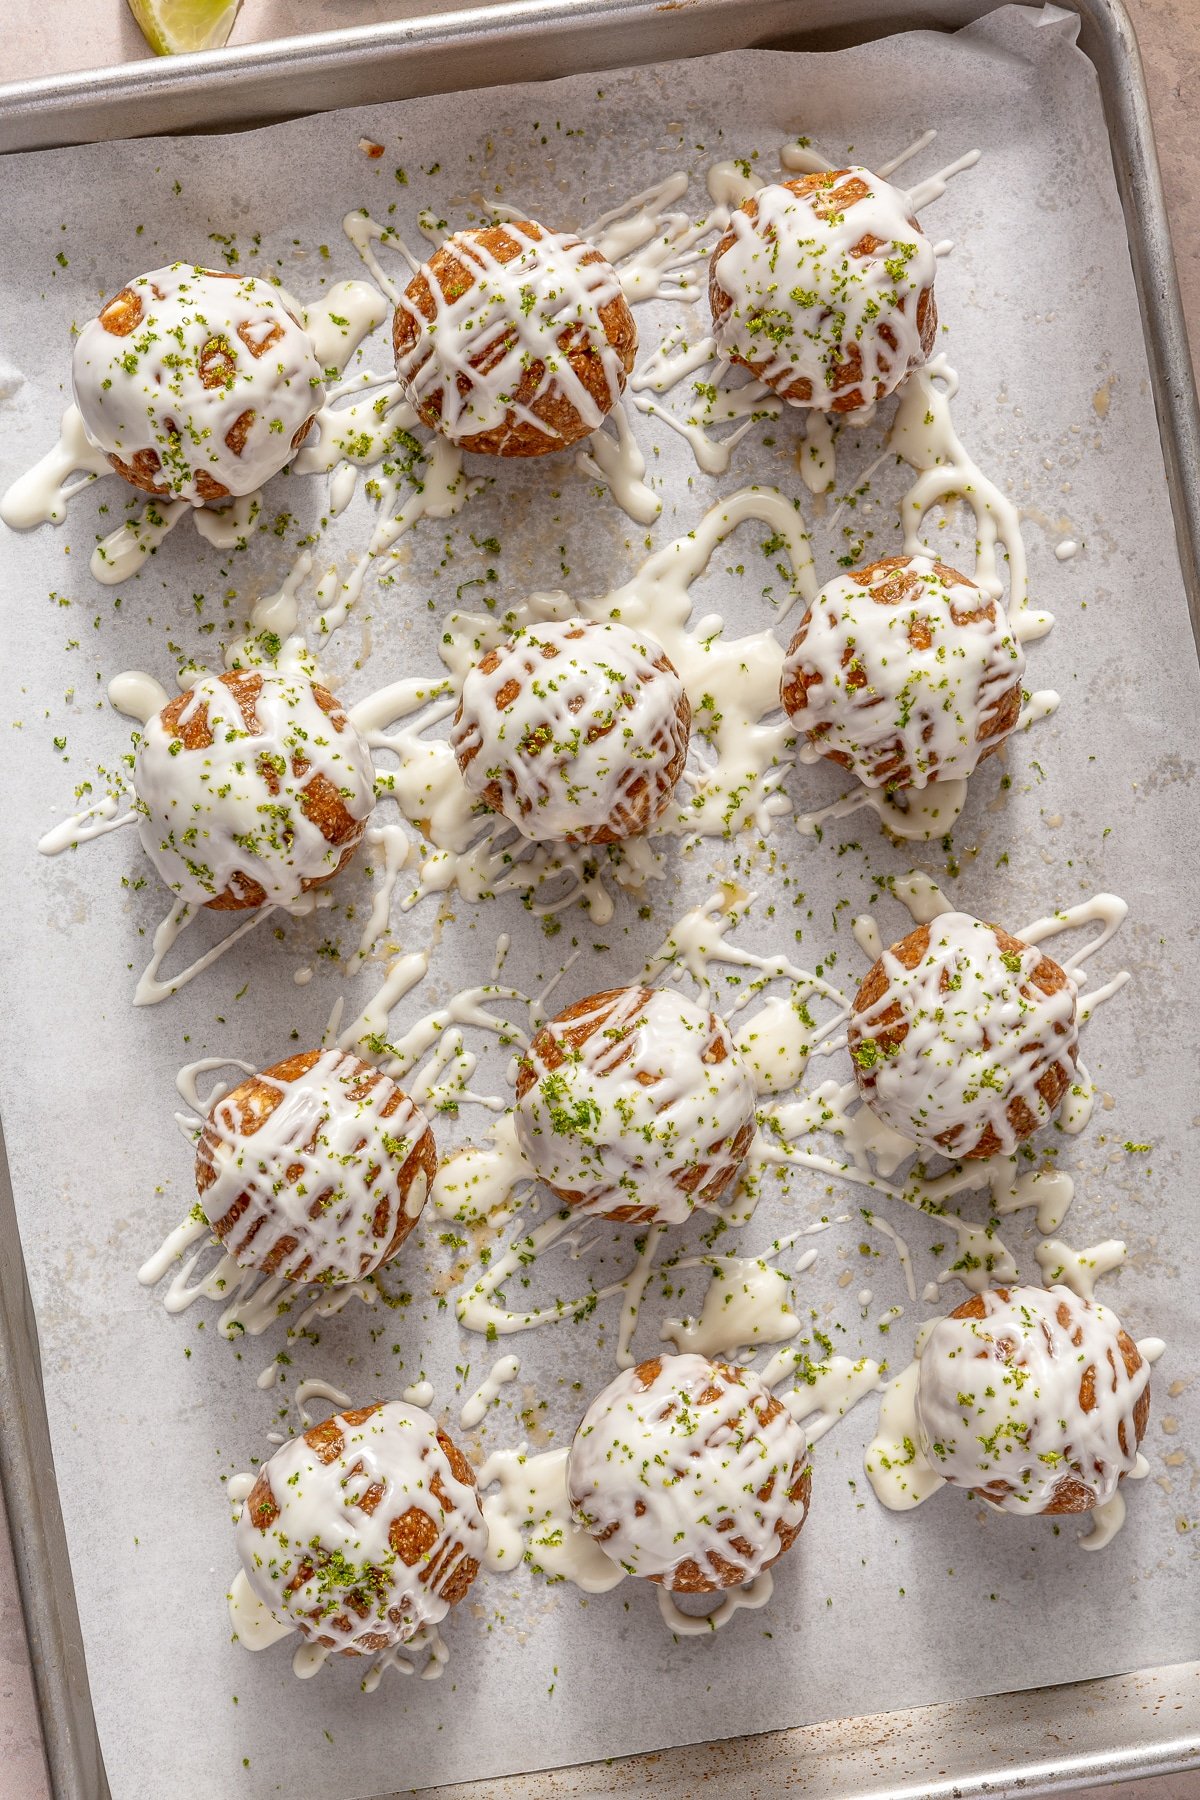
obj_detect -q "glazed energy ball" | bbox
[196,1048,436,1284]
[915,1286,1151,1514]
[709,168,937,412]
[781,555,1025,789]
[392,220,637,455]
[133,667,376,909]
[451,618,691,844]
[848,914,1078,1159]
[567,1354,811,1591]
[71,264,325,503]
[237,1402,486,1652]
[515,986,757,1222]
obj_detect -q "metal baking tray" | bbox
[1,2,1197,1795]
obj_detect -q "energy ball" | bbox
[848,913,1078,1159]
[915,1286,1150,1513]
[781,554,1025,789]
[567,1353,811,1591]
[709,168,937,412]
[514,985,756,1223]
[196,1048,436,1284]
[72,264,325,503]
[392,220,636,455]
[451,618,691,844]
[133,667,375,909]
[237,1402,486,1652]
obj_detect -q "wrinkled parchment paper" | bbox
[0,8,1197,1797]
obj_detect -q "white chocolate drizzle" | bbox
[709,170,936,410]
[850,912,1080,1157]
[515,987,756,1224]
[197,1046,431,1283]
[451,618,689,843]
[460,1354,520,1429]
[394,222,628,446]
[566,1354,809,1589]
[785,555,1026,789]
[235,1400,486,1653]
[70,264,325,504]
[132,660,376,908]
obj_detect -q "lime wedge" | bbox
[127,0,243,54]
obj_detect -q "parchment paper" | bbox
[0,9,1197,1798]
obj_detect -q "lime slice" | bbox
[127,0,243,54]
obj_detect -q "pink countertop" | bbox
[1,4,1198,1797]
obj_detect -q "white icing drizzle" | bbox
[660,1253,801,1358]
[393,222,628,447]
[849,912,1080,1157]
[784,554,1026,789]
[348,486,814,923]
[1034,1237,1126,1300]
[91,496,187,584]
[302,281,390,371]
[761,1347,885,1444]
[864,1331,945,1511]
[585,172,709,303]
[861,1209,917,1302]
[515,986,757,1223]
[460,1354,520,1429]
[197,1047,432,1283]
[451,619,689,843]
[914,1286,1149,1513]
[710,170,937,409]
[0,404,110,528]
[892,357,1046,633]
[478,1445,625,1593]
[295,1378,353,1427]
[876,129,939,180]
[109,670,172,724]
[37,794,137,855]
[995,1168,1075,1235]
[228,1566,295,1650]
[132,658,375,907]
[656,1570,774,1636]
[566,1354,809,1589]
[131,894,282,1008]
[71,264,325,504]
[236,1401,485,1652]
[575,407,660,523]
[800,411,836,494]
[905,149,982,213]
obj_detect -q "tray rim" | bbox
[0,2,1196,1796]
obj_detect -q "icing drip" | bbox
[479,1446,625,1593]
[514,986,757,1223]
[566,1354,809,1589]
[460,1355,521,1429]
[710,170,937,409]
[133,661,376,907]
[849,913,1079,1157]
[236,1401,486,1652]
[197,1047,433,1283]
[656,1571,775,1636]
[71,264,325,503]
[784,554,1026,789]
[660,1254,801,1358]
[451,619,689,843]
[0,404,111,528]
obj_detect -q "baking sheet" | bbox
[0,7,1197,1798]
